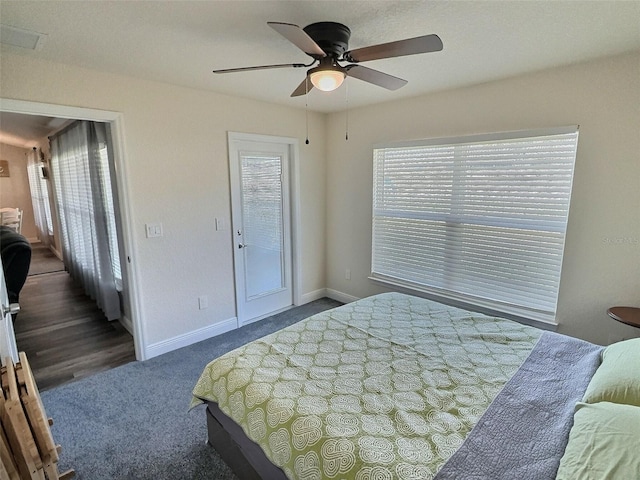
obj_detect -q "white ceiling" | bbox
[0,0,639,144]
[0,112,71,148]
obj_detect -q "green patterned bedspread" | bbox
[192,292,542,480]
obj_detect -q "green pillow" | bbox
[582,338,640,406]
[556,402,640,480]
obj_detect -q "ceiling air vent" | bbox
[0,24,47,50]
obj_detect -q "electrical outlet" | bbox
[215,217,225,231]
[345,269,351,280]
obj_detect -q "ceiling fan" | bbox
[213,21,443,97]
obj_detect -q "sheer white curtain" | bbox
[49,121,121,321]
[26,148,54,246]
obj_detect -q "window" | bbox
[98,142,122,287]
[26,156,54,237]
[50,121,122,321]
[371,127,579,324]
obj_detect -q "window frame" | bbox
[370,126,579,325]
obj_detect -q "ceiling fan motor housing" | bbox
[303,22,351,58]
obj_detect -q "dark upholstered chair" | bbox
[0,226,32,314]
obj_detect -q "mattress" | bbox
[192,292,602,479]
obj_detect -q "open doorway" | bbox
[16,258,135,390]
[0,99,143,390]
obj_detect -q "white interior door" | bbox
[229,134,293,325]
[0,259,19,365]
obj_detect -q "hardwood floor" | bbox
[13,245,135,391]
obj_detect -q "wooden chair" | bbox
[0,208,23,234]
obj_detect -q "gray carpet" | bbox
[41,297,342,479]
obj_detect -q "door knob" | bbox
[1,303,20,317]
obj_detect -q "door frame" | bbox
[0,98,146,360]
[227,132,303,325]
[0,259,19,365]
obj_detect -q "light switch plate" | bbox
[145,223,163,238]
[198,295,208,310]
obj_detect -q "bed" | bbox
[191,292,640,479]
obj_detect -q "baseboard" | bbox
[27,237,39,244]
[240,288,332,326]
[298,288,328,305]
[325,289,360,304]
[144,316,238,359]
[138,290,356,359]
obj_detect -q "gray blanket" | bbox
[435,331,602,480]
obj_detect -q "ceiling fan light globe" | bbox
[310,70,345,92]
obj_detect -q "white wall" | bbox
[1,52,327,356]
[0,142,38,240]
[325,51,640,346]
[3,49,638,353]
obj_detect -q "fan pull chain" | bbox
[305,76,310,145]
[345,79,349,141]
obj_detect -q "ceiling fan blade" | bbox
[344,34,443,63]
[213,63,307,74]
[346,65,407,90]
[268,22,326,58]
[290,77,314,97]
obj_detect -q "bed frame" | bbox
[195,293,605,479]
[206,402,288,480]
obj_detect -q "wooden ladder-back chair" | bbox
[0,208,23,234]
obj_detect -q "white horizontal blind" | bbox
[372,128,579,323]
[98,143,122,287]
[26,155,54,238]
[50,121,122,320]
[241,154,283,252]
